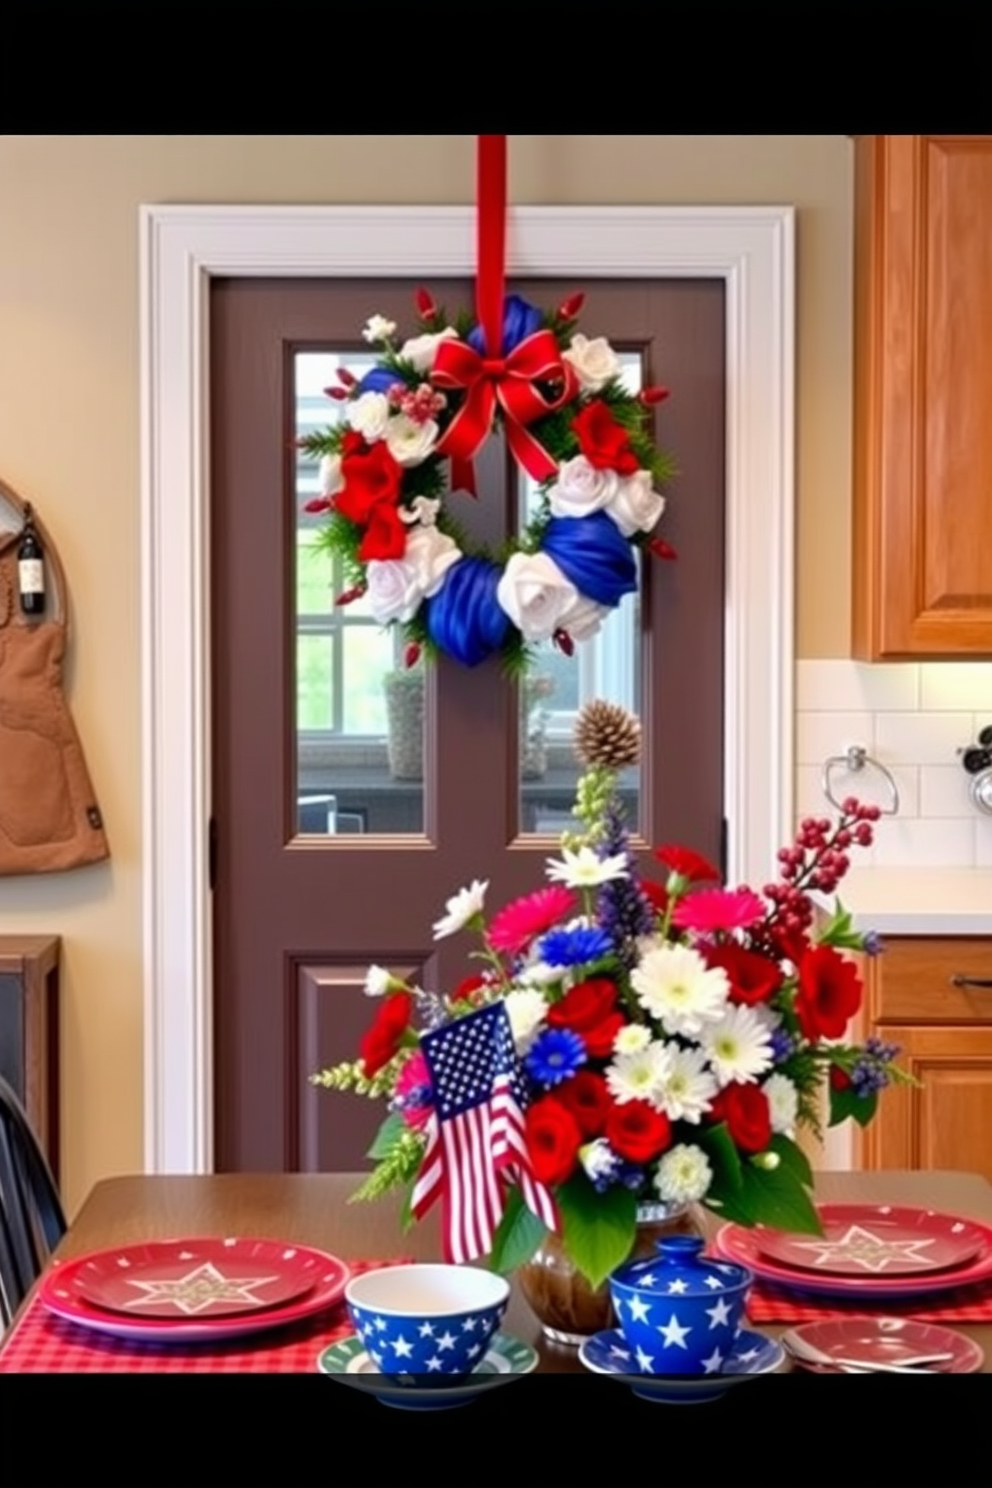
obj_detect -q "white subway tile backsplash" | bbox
[920,765,975,818]
[874,711,973,766]
[976,818,992,868]
[796,712,875,767]
[871,817,976,868]
[919,662,992,713]
[796,660,920,713]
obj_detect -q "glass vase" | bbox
[515,1200,707,1347]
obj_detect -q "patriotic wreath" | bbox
[300,289,676,671]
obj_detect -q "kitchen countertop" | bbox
[831,867,992,935]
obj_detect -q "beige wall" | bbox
[0,135,854,1214]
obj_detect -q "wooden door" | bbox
[209,277,726,1173]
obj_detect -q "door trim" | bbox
[140,204,795,1173]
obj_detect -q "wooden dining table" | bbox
[3,1166,992,1375]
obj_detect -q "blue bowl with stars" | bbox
[609,1236,753,1376]
[344,1264,510,1386]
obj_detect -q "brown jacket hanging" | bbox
[0,481,109,874]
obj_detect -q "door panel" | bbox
[210,277,725,1171]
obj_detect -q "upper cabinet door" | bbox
[853,135,992,659]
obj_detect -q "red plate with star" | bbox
[755,1205,987,1277]
[40,1239,350,1342]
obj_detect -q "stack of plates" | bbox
[715,1202,992,1303]
[39,1237,350,1342]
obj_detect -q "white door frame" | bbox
[140,204,795,1174]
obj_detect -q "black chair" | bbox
[0,1074,66,1327]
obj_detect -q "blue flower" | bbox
[524,1028,587,1089]
[356,366,398,396]
[538,925,614,968]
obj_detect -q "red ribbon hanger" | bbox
[433,135,577,494]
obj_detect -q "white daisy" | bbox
[613,1024,652,1056]
[701,1004,774,1087]
[763,1072,800,1135]
[606,1041,672,1106]
[654,1144,713,1205]
[516,959,566,989]
[545,845,629,889]
[654,1044,719,1124]
[502,989,549,1053]
[630,943,730,1038]
[431,879,489,940]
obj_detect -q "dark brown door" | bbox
[209,278,725,1173]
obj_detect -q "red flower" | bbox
[525,1096,583,1186]
[449,974,491,1008]
[487,886,577,957]
[582,1012,626,1059]
[640,879,670,916]
[672,887,767,934]
[795,945,862,1040]
[547,979,617,1034]
[556,1070,610,1138]
[355,494,407,562]
[335,437,404,555]
[605,1100,672,1165]
[571,401,639,474]
[706,944,783,1006]
[829,1065,852,1092]
[709,1083,772,1154]
[653,845,721,884]
[359,992,413,1078]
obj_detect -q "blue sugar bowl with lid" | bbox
[609,1235,753,1375]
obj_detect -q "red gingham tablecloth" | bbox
[0,1258,410,1374]
[745,1275,992,1326]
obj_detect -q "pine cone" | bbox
[574,700,641,769]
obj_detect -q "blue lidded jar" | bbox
[609,1236,753,1375]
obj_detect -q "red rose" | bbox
[359,991,413,1078]
[605,1100,672,1165]
[547,979,617,1033]
[706,943,783,1006]
[710,1083,772,1154]
[525,1096,583,1186]
[335,438,404,556]
[556,1070,611,1138]
[582,1012,626,1059]
[795,945,862,1040]
[570,401,639,474]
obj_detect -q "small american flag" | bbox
[411,1002,558,1264]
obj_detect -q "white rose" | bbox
[346,391,391,443]
[403,525,462,597]
[502,989,549,1053]
[547,455,623,519]
[399,327,458,373]
[554,590,611,642]
[384,414,439,468]
[365,527,461,625]
[562,333,622,392]
[495,552,580,642]
[319,453,344,497]
[604,468,666,536]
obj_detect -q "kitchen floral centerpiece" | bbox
[314,701,909,1318]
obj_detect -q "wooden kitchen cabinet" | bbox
[861,937,992,1182]
[852,135,992,659]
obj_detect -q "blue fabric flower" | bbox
[524,1028,587,1089]
[538,925,614,968]
[356,366,398,396]
[425,556,511,667]
[467,294,543,357]
[542,512,639,610]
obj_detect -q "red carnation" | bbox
[525,1096,583,1186]
[653,845,721,885]
[605,1100,672,1165]
[571,401,639,474]
[706,943,783,1006]
[359,992,413,1078]
[709,1083,772,1154]
[795,945,862,1040]
[556,1070,611,1138]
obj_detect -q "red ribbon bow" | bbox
[432,135,577,495]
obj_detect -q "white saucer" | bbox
[317,1331,538,1409]
[578,1327,785,1402]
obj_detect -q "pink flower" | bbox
[487,886,577,957]
[671,887,767,934]
[393,1050,433,1130]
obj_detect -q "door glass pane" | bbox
[294,351,424,835]
[519,350,643,836]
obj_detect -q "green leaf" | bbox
[367,1112,406,1162]
[816,900,868,950]
[696,1121,744,1193]
[707,1157,820,1234]
[557,1174,638,1290]
[769,1132,813,1188]
[829,1084,878,1128]
[487,1187,548,1275]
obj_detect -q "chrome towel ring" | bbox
[822,744,900,816]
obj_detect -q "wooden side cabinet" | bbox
[852,135,992,659]
[861,937,992,1183]
[0,934,60,1182]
